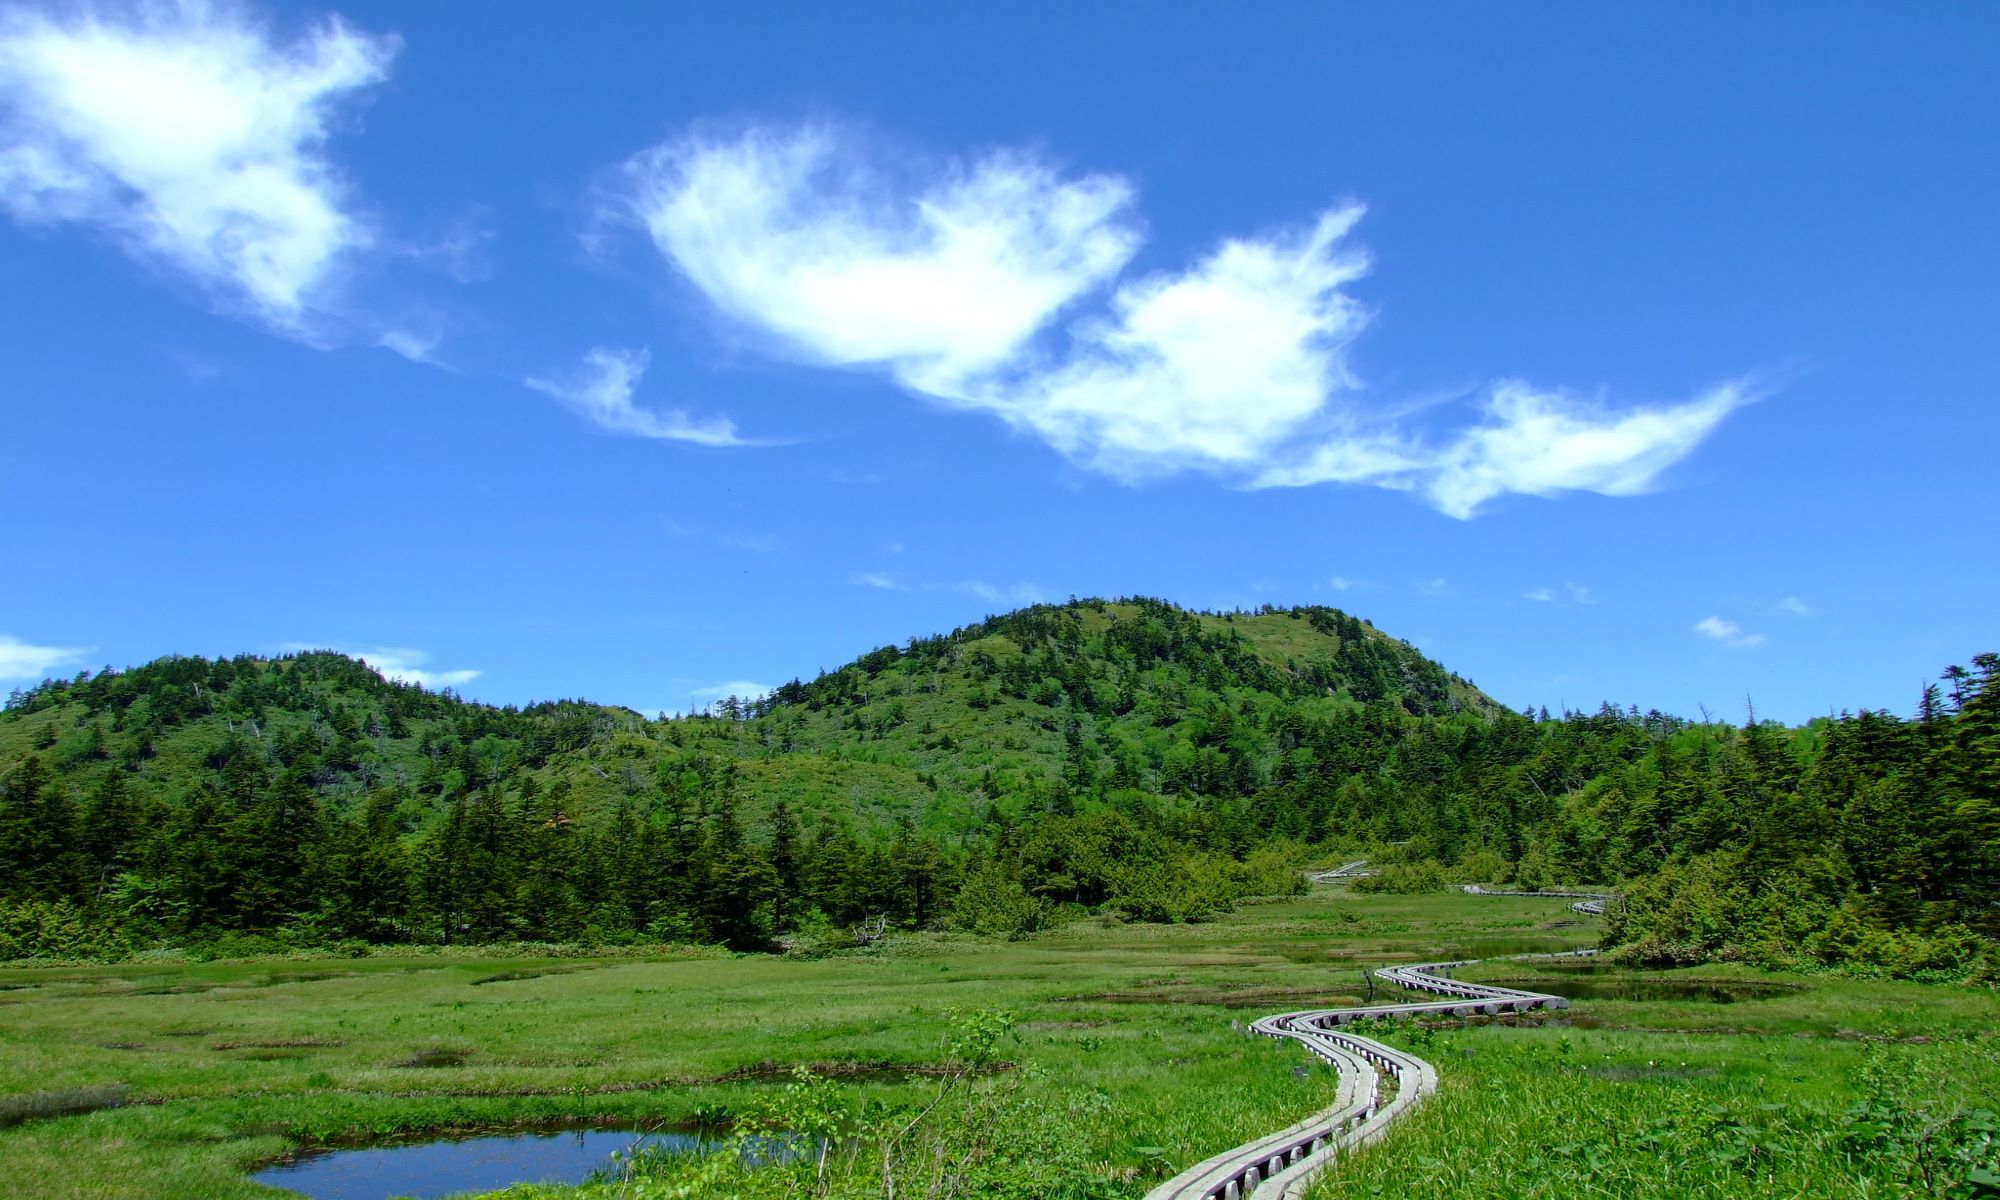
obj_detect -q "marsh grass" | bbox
[0,890,1991,1199]
[0,1084,129,1128]
[1308,1023,2000,1199]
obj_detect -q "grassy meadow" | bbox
[1,887,1994,1199]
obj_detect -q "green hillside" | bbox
[1,598,1994,980]
[0,598,1495,839]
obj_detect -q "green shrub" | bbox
[1451,848,1512,885]
[1231,840,1310,898]
[0,899,130,962]
[1603,850,1745,962]
[1807,910,1989,979]
[948,864,1051,938]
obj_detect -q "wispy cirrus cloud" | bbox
[613,120,1755,517]
[1405,381,1749,519]
[1777,595,1814,617]
[0,634,92,684]
[1694,616,1765,648]
[957,580,1044,607]
[849,571,906,591]
[524,347,744,446]
[1525,581,1596,605]
[0,3,396,339]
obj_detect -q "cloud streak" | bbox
[1410,381,1749,518]
[614,121,1754,517]
[284,642,479,690]
[0,635,92,684]
[1694,616,1765,648]
[524,347,744,446]
[354,647,480,690]
[0,3,396,338]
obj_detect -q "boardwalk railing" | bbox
[1458,882,1613,917]
[1305,860,1374,885]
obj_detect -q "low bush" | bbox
[1353,861,1452,895]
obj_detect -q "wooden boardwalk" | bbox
[1142,870,1611,1200]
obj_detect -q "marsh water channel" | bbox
[253,1125,794,1200]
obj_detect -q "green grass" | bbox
[1313,1017,2000,1199]
[1,890,1993,1199]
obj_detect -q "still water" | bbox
[252,1127,723,1200]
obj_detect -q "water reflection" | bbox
[252,1126,738,1200]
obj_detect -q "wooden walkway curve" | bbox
[1142,868,1611,1200]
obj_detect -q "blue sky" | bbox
[2,2,1994,723]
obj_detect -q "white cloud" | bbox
[617,121,1754,518]
[0,4,395,336]
[1418,578,1449,597]
[960,207,1374,479]
[524,346,744,446]
[356,648,479,690]
[1523,587,1556,603]
[1566,582,1595,605]
[0,635,92,684]
[1411,381,1750,519]
[1328,575,1361,592]
[1777,595,1814,617]
[1693,616,1765,648]
[622,123,1137,387]
[286,642,479,690]
[377,325,443,364]
[849,571,905,591]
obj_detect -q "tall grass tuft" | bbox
[0,1085,130,1128]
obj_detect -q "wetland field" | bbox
[2,888,1996,1200]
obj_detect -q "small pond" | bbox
[252,1126,787,1200]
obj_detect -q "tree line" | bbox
[0,603,1992,979]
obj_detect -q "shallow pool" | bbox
[252,1126,717,1200]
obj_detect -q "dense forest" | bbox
[0,598,1993,980]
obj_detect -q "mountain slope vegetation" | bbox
[0,598,1994,978]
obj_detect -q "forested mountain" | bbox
[1,598,1994,980]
